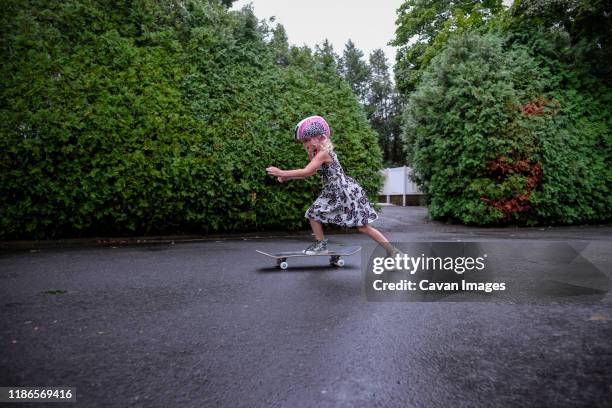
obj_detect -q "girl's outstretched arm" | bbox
[278,175,302,182]
[266,150,330,180]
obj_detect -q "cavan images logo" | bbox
[362,242,610,303]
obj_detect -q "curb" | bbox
[0,228,359,252]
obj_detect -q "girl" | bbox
[266,115,400,256]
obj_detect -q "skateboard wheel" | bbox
[335,259,345,267]
[279,261,289,270]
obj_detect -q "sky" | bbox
[232,1,515,68]
[232,0,405,66]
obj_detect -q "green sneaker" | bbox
[385,247,405,272]
[303,239,329,255]
[386,246,405,258]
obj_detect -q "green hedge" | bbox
[403,32,611,225]
[0,0,382,239]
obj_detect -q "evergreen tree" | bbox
[391,0,504,95]
[339,40,371,104]
[507,0,612,83]
[403,30,610,226]
[314,39,339,74]
[269,23,289,67]
[366,49,401,166]
[0,0,382,239]
[388,93,405,165]
[287,45,315,70]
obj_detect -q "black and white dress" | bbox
[305,150,378,227]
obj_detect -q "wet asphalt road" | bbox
[1,207,611,408]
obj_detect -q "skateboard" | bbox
[256,246,361,269]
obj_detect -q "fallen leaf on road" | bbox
[42,289,67,295]
[589,313,612,321]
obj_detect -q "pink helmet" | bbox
[294,115,331,141]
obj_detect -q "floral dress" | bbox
[305,150,378,227]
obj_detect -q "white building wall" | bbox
[380,166,423,205]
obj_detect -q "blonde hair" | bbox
[319,137,335,153]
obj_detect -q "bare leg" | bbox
[309,219,325,241]
[357,225,395,255]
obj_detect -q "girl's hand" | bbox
[266,166,283,177]
[277,176,286,183]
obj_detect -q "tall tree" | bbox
[391,0,504,95]
[314,39,339,74]
[287,45,315,69]
[367,49,393,121]
[365,49,401,165]
[387,93,405,165]
[269,23,289,66]
[507,0,612,83]
[339,40,371,104]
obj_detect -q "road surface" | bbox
[1,206,611,407]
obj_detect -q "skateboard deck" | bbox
[256,246,361,269]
